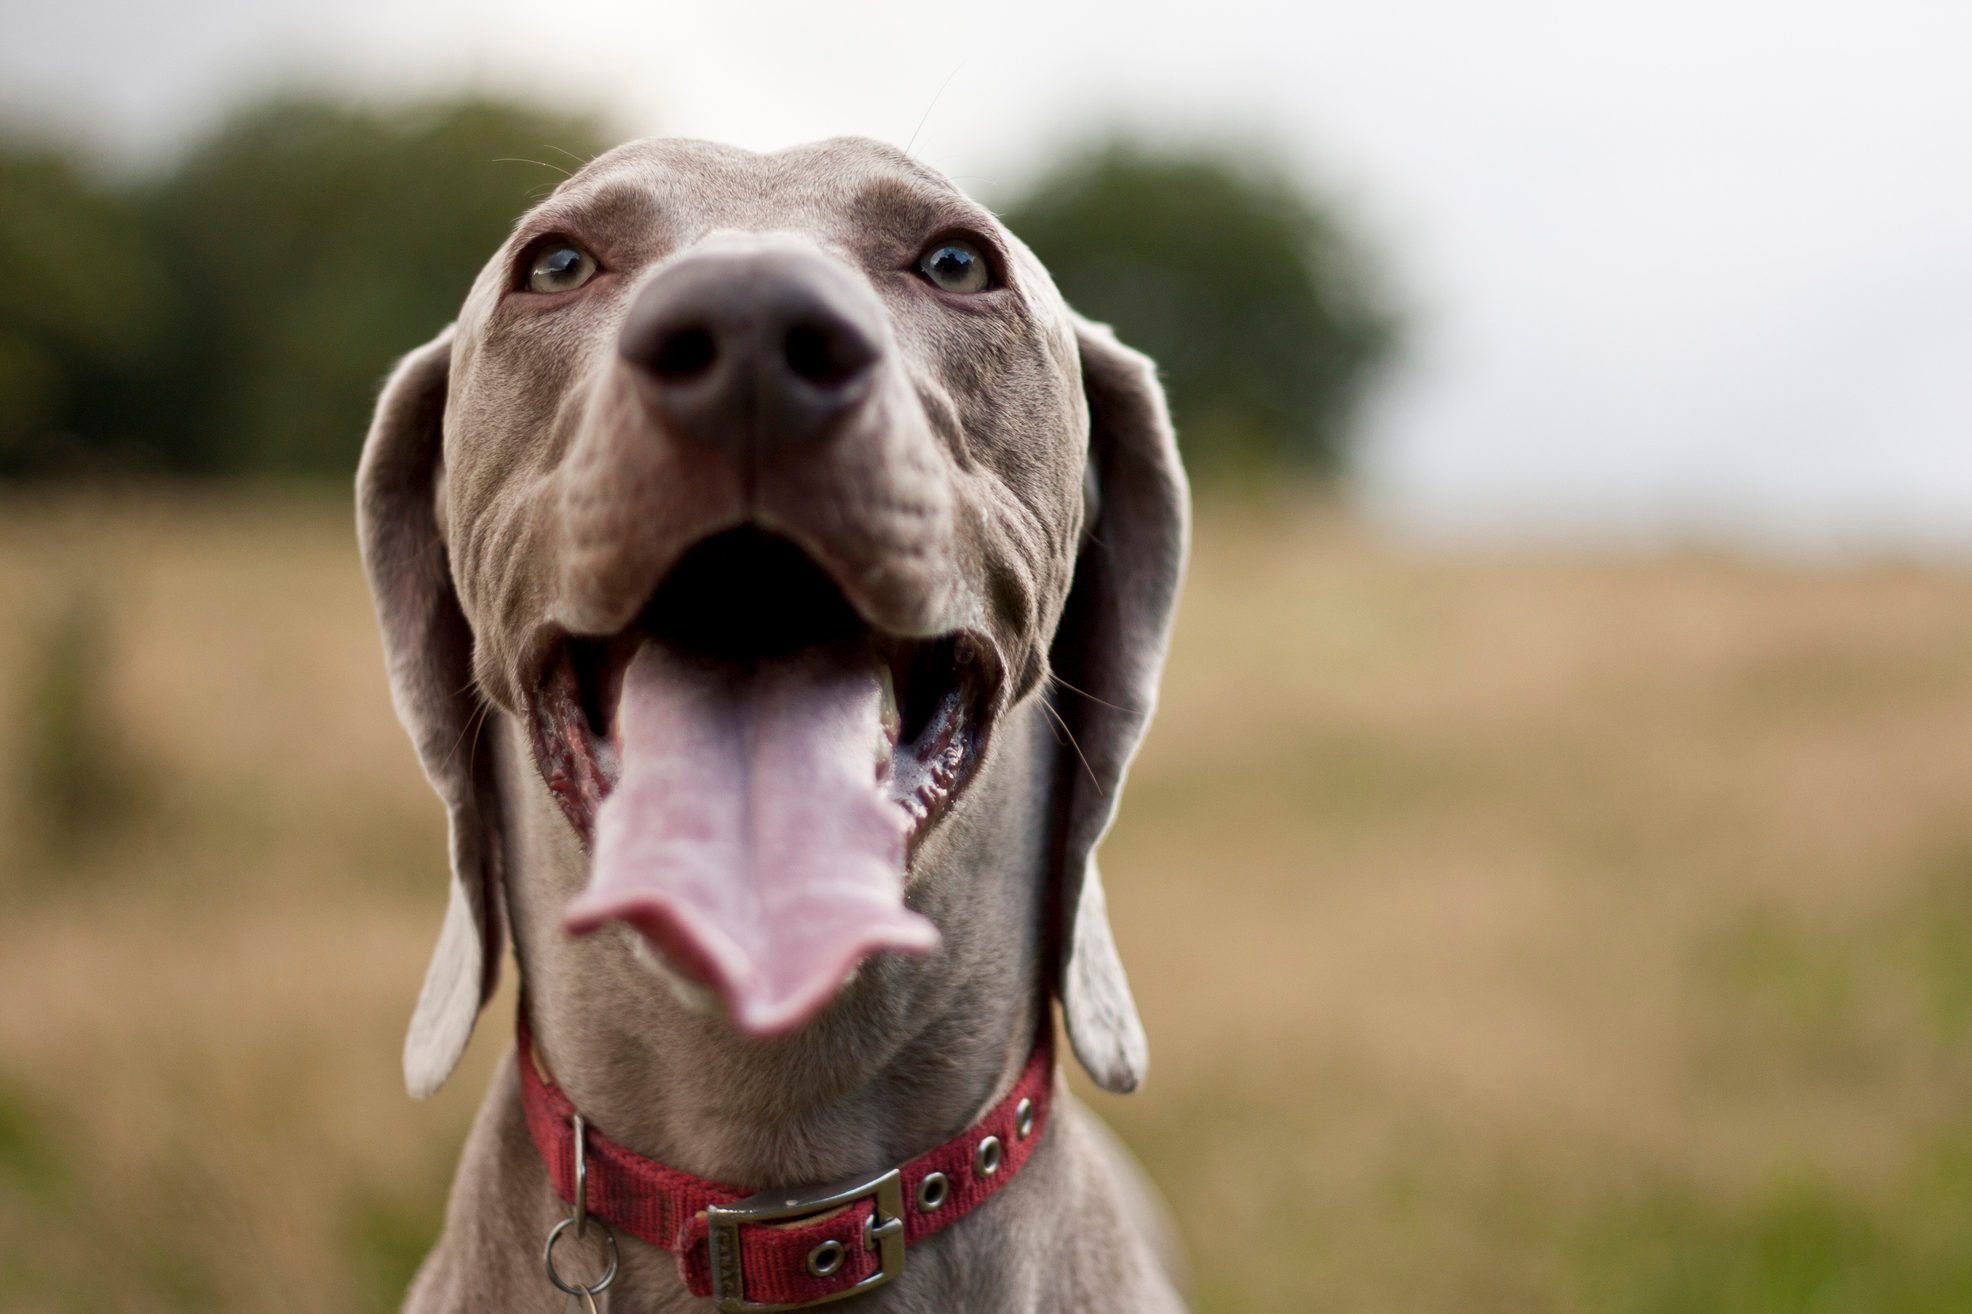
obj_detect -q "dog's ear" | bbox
[1049,314,1190,1094]
[356,326,505,1099]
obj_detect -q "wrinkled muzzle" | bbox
[532,236,992,1035]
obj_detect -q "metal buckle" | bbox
[705,1167,906,1312]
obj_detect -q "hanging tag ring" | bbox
[544,1111,617,1299]
[545,1216,618,1298]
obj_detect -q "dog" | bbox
[357,136,1189,1312]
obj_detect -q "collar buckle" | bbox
[705,1166,907,1312]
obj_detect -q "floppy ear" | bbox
[1049,314,1190,1094]
[356,326,506,1099]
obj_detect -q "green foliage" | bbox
[140,96,611,474]
[0,95,610,477]
[0,149,171,475]
[1002,139,1398,482]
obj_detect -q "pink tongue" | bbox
[564,639,939,1034]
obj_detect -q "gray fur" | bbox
[356,137,1189,1312]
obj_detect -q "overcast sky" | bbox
[5,0,1968,553]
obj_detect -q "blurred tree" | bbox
[1003,139,1398,482]
[139,96,611,474]
[0,147,171,476]
[2,112,1395,484]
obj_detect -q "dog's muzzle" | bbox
[533,243,992,1037]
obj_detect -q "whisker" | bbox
[1037,700,1068,745]
[441,697,486,774]
[464,696,496,774]
[906,63,965,157]
[493,156,574,179]
[1049,673,1137,715]
[1040,695,1101,792]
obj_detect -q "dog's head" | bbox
[357,138,1186,1099]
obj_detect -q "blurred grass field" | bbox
[3,487,1972,1313]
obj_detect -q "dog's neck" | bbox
[495,703,1057,1190]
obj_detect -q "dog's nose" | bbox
[619,245,883,453]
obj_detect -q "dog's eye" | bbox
[916,239,991,294]
[524,239,598,294]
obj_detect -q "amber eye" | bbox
[916,238,991,293]
[524,239,598,294]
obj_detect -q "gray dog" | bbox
[357,137,1189,1313]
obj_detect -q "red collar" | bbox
[519,1016,1054,1310]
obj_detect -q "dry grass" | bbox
[4,487,1972,1312]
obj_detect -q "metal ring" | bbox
[806,1239,847,1277]
[572,1113,589,1238]
[915,1171,950,1213]
[545,1216,619,1296]
[1015,1098,1035,1140]
[974,1135,1003,1177]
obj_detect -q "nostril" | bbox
[784,321,876,389]
[651,325,718,382]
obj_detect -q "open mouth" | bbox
[526,529,997,1033]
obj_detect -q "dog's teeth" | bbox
[877,662,900,765]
